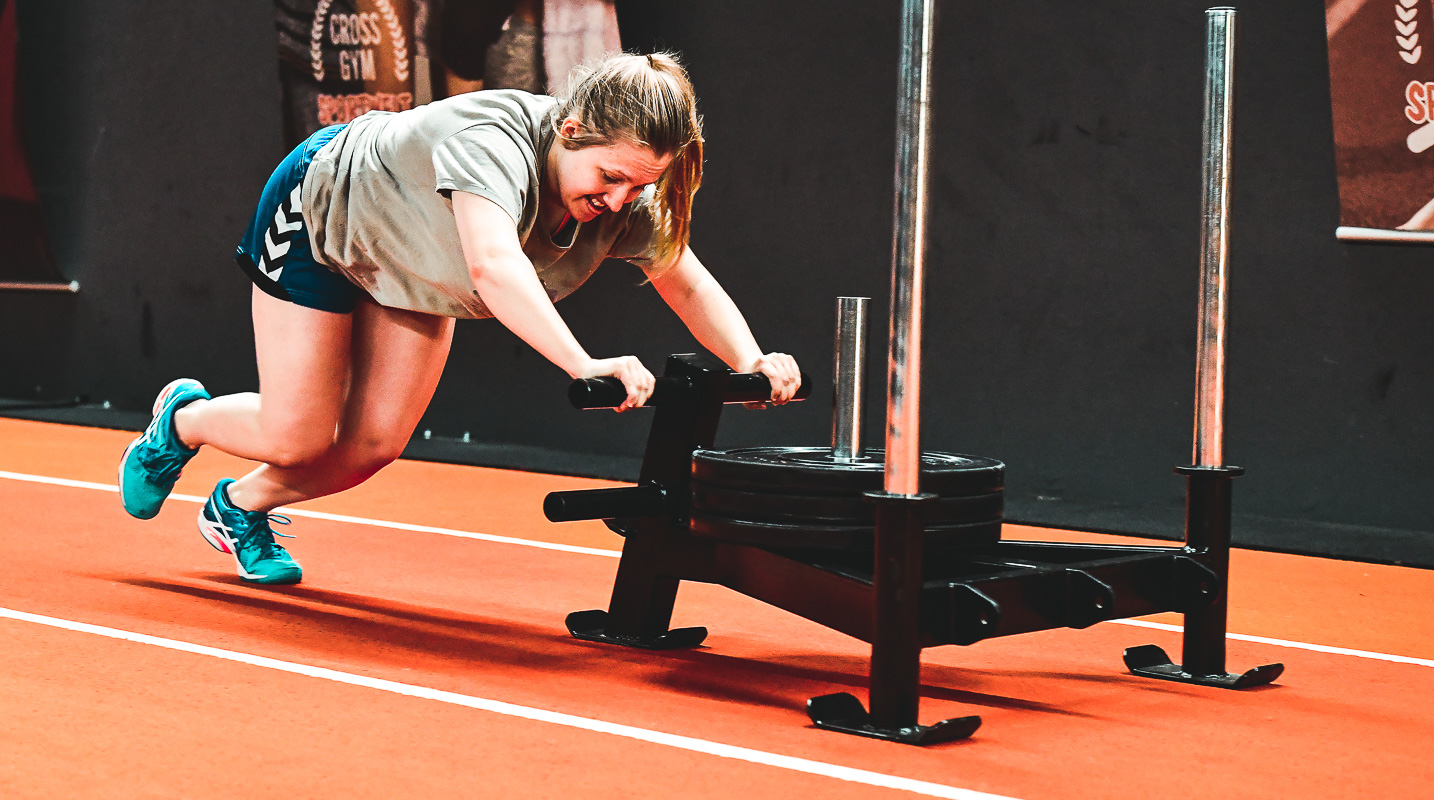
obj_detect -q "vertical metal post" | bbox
[1179,468,1237,675]
[811,0,981,742]
[832,297,870,461]
[1193,7,1236,468]
[865,0,946,738]
[884,0,938,496]
[1126,7,1276,692]
[867,495,930,731]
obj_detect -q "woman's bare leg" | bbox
[227,296,454,510]
[254,296,455,505]
[174,287,351,465]
[173,288,453,512]
[226,295,452,511]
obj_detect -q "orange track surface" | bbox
[1,417,1431,799]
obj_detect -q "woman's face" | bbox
[550,117,672,223]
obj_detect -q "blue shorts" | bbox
[235,125,363,313]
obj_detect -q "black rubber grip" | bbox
[567,373,813,409]
[543,484,669,522]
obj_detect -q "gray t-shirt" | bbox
[301,90,661,319]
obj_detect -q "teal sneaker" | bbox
[119,378,210,519]
[198,479,303,585]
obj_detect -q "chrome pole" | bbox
[884,0,938,496]
[832,296,870,461]
[1193,7,1236,468]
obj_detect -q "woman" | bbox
[118,52,801,585]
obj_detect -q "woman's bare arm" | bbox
[452,191,654,408]
[648,247,801,403]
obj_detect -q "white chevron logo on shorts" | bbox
[258,185,304,281]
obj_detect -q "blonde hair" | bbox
[553,51,704,269]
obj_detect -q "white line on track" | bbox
[0,470,620,558]
[2,469,1431,669]
[1110,618,1434,669]
[0,605,1017,800]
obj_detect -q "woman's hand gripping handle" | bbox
[573,356,655,412]
[741,352,802,407]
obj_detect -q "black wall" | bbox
[4,1,1431,565]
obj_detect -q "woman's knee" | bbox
[338,432,407,474]
[263,434,336,470]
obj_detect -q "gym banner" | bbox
[275,0,418,147]
[1327,0,1434,241]
[0,0,66,290]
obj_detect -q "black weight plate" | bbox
[690,482,1003,525]
[689,511,1002,551]
[692,447,1004,496]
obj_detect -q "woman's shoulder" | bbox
[428,90,558,135]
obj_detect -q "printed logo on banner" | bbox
[1325,0,1434,231]
[1405,1,1434,152]
[1397,0,1420,64]
[272,0,417,145]
[311,0,409,83]
[310,0,414,126]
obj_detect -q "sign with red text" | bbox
[1326,0,1434,240]
[275,0,416,147]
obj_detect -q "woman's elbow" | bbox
[466,250,514,285]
